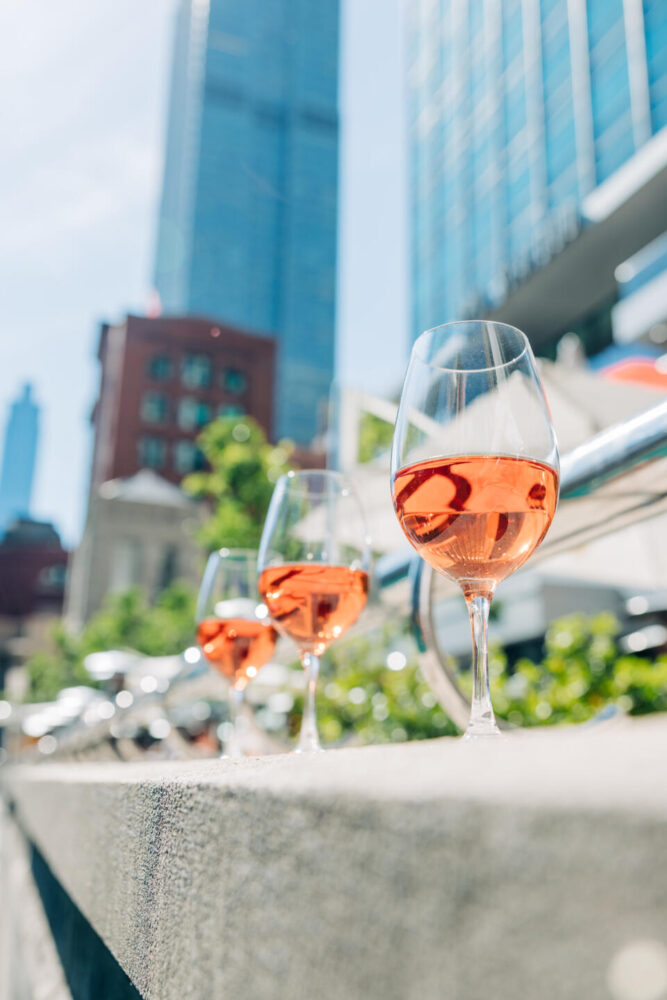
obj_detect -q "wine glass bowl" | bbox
[258,564,369,657]
[258,470,371,752]
[197,613,276,688]
[393,454,558,600]
[391,321,559,739]
[195,548,277,757]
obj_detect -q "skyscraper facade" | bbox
[0,384,39,533]
[407,0,667,351]
[154,0,340,444]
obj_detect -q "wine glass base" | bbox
[293,743,324,754]
[463,720,502,741]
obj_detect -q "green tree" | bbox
[285,625,458,745]
[358,412,394,464]
[22,627,93,704]
[23,583,197,704]
[294,613,667,744]
[183,416,293,551]
[81,583,196,659]
[490,612,667,727]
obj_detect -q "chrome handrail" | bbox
[559,399,667,498]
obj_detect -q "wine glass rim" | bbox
[414,320,530,373]
[394,450,560,474]
[278,468,355,495]
[211,547,258,560]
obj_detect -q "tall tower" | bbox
[407,0,667,353]
[0,383,40,533]
[153,0,340,445]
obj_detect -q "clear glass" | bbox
[391,321,560,740]
[257,470,371,752]
[195,548,277,758]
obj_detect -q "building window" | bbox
[140,392,169,424]
[37,564,67,589]
[218,403,245,419]
[222,368,248,394]
[158,545,178,591]
[110,538,143,592]
[178,397,211,430]
[173,440,206,474]
[147,355,173,381]
[138,436,166,470]
[182,354,211,388]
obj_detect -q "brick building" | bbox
[90,315,276,489]
[0,518,68,692]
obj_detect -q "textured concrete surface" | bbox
[0,803,72,1000]
[3,717,667,1000]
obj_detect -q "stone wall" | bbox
[3,717,667,999]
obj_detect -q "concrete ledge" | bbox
[3,718,667,1000]
[1,803,72,1000]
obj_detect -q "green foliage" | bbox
[23,584,197,704]
[81,583,196,659]
[287,627,458,744]
[183,416,293,551]
[292,612,667,744]
[22,627,94,704]
[490,612,667,728]
[358,412,394,464]
[22,592,667,746]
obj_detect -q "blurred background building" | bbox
[89,314,275,490]
[153,0,340,445]
[407,0,667,356]
[0,384,39,535]
[65,470,201,630]
[0,518,68,697]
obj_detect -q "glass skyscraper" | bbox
[0,384,39,534]
[407,0,667,350]
[154,0,340,444]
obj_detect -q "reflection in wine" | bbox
[259,564,369,656]
[196,617,278,688]
[393,454,558,599]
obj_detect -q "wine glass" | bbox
[195,548,277,757]
[391,321,559,740]
[257,470,371,752]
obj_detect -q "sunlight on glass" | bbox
[386,650,407,671]
[38,735,57,755]
[232,422,250,442]
[148,718,171,740]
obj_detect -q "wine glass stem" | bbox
[297,652,321,753]
[224,684,245,758]
[465,594,500,739]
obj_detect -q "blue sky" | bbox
[0,0,408,546]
